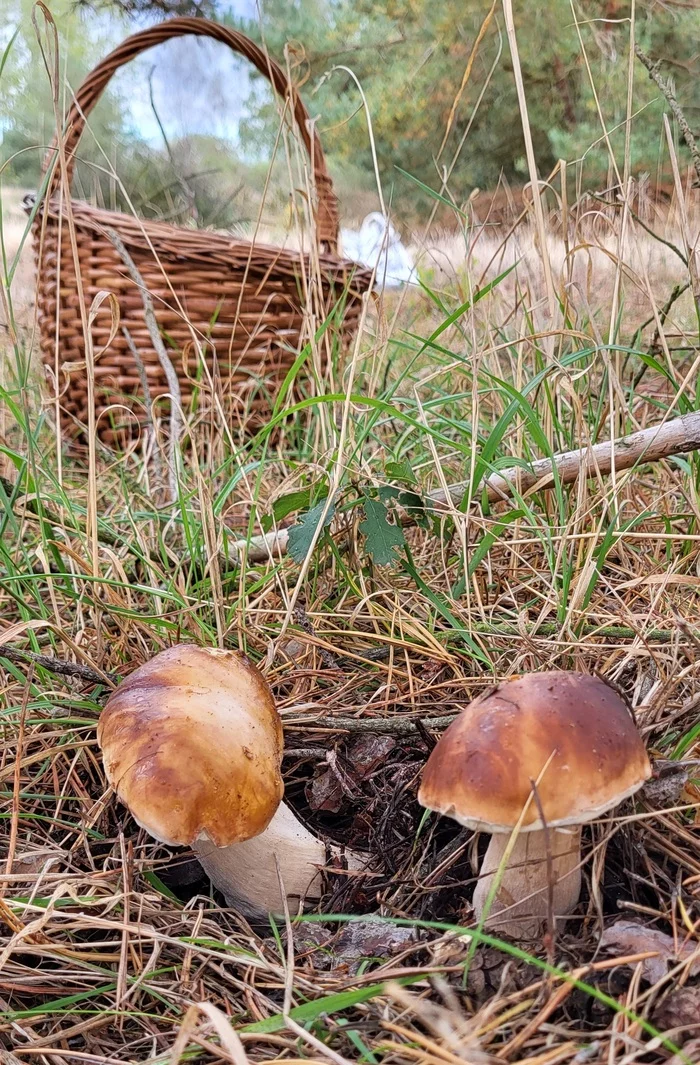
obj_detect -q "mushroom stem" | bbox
[472,826,582,940]
[193,802,363,916]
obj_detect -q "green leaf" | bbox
[142,871,180,902]
[0,28,20,81]
[7,983,119,1017]
[385,460,417,485]
[241,973,426,1034]
[401,262,519,373]
[673,718,700,760]
[249,392,474,459]
[395,167,467,219]
[273,488,313,523]
[287,499,335,563]
[344,1028,380,1064]
[359,498,405,566]
[398,490,431,529]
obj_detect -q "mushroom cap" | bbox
[98,645,284,848]
[418,671,651,832]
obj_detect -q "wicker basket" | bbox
[28,17,372,445]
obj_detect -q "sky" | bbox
[0,0,279,163]
[113,0,260,144]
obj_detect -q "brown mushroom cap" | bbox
[418,671,651,832]
[98,645,283,848]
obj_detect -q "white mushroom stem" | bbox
[472,826,582,941]
[192,802,364,916]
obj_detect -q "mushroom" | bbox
[98,644,361,916]
[418,671,651,940]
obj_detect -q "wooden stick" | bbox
[436,408,700,507]
[282,713,458,735]
[5,410,697,569]
[235,409,700,562]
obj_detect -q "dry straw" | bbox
[27,17,373,445]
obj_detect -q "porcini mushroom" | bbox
[418,671,651,940]
[98,644,360,916]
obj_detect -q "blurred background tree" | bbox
[0,0,266,225]
[0,0,130,186]
[237,0,700,204]
[1,0,698,225]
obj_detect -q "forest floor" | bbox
[1,173,700,1065]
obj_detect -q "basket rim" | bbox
[27,193,373,286]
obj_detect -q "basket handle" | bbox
[43,16,339,252]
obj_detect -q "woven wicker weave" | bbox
[28,17,372,445]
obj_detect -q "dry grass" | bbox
[1,147,700,1065]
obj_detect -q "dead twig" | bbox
[634,44,700,186]
[0,647,117,686]
[282,713,459,734]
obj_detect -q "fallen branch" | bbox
[435,408,700,507]
[5,410,699,569]
[234,409,700,563]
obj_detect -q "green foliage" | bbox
[359,497,405,566]
[0,0,130,185]
[272,488,314,524]
[287,498,336,562]
[232,0,700,211]
[4,0,699,226]
[384,460,416,485]
[0,2,269,229]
